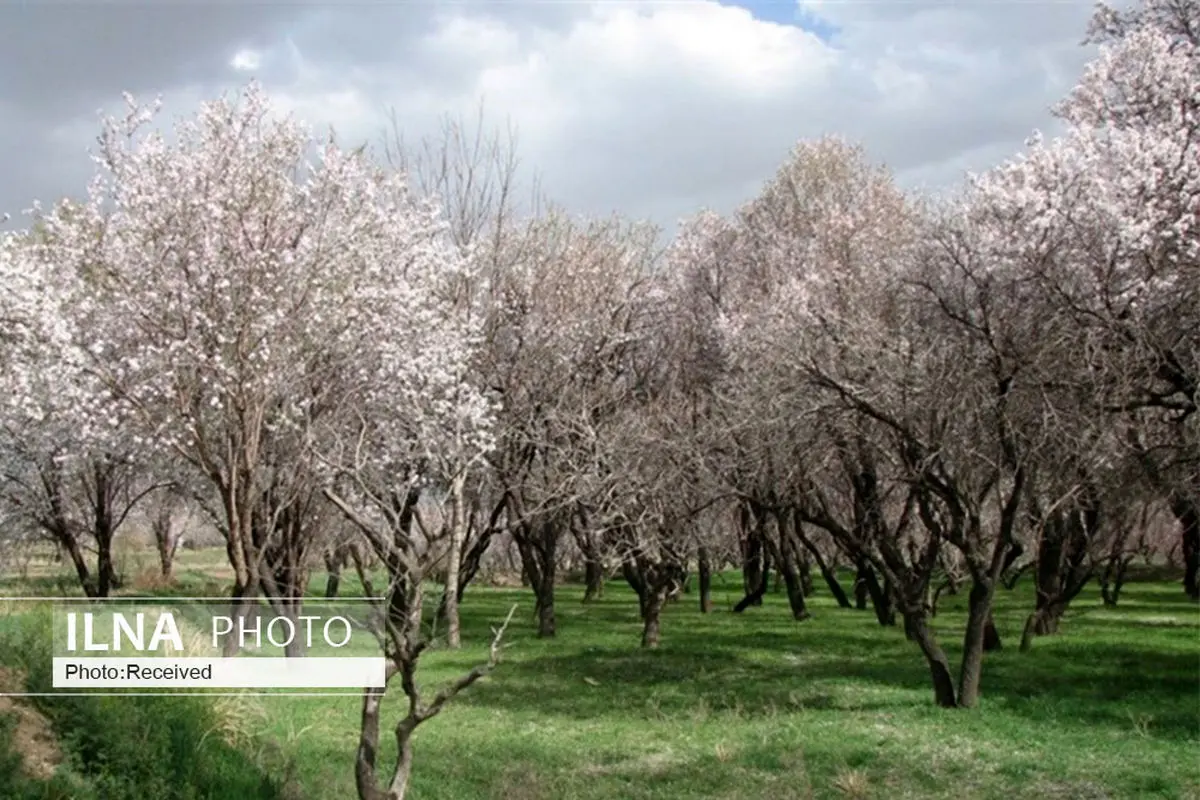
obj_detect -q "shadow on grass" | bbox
[443,583,1199,742]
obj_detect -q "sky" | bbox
[0,0,1105,232]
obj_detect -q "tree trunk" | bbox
[795,516,852,609]
[280,602,307,658]
[641,594,663,648]
[732,565,769,612]
[582,558,605,603]
[325,551,343,599]
[697,546,714,613]
[355,687,386,800]
[513,515,560,638]
[767,513,811,621]
[797,548,814,597]
[442,474,467,648]
[223,580,256,657]
[740,503,767,607]
[1172,497,1199,601]
[1100,554,1130,606]
[60,535,95,598]
[779,564,810,621]
[905,611,957,708]
[957,580,997,708]
[983,613,1002,652]
[859,563,895,626]
[90,463,120,598]
[387,724,416,800]
[853,565,870,610]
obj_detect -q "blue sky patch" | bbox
[728,0,840,42]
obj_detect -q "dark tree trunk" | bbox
[739,503,767,606]
[957,580,997,708]
[61,535,95,598]
[514,517,560,638]
[732,567,770,612]
[1171,497,1199,601]
[622,555,682,648]
[223,580,256,657]
[853,564,870,610]
[905,611,957,708]
[641,594,664,648]
[859,563,895,626]
[697,546,714,613]
[582,558,605,603]
[794,514,852,608]
[931,579,958,617]
[455,514,500,602]
[534,560,557,639]
[768,510,811,621]
[983,613,1002,652]
[797,548,814,597]
[1023,503,1095,649]
[779,565,810,620]
[91,463,121,599]
[1100,553,1131,606]
[324,550,343,599]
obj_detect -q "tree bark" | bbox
[641,594,663,648]
[905,611,957,708]
[324,549,343,599]
[957,580,997,708]
[858,562,895,626]
[443,474,467,649]
[582,558,605,603]
[512,510,561,638]
[1171,496,1199,601]
[739,503,767,607]
[768,510,811,621]
[794,514,852,609]
[853,564,870,610]
[697,546,714,613]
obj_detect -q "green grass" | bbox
[2,553,1198,799]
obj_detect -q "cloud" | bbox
[230,49,263,73]
[0,0,1100,232]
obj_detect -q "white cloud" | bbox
[230,48,262,72]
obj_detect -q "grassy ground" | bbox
[2,548,1198,799]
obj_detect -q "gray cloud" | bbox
[0,0,1102,231]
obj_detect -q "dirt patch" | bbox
[0,666,62,781]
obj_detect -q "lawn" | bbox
[2,549,1198,799]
